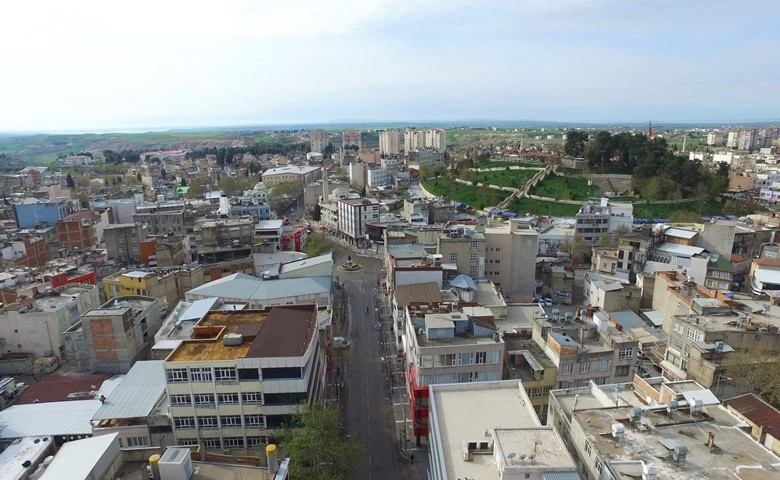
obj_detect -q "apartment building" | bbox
[103,268,205,310]
[575,198,633,243]
[366,166,387,188]
[484,219,538,300]
[424,128,446,152]
[133,200,186,236]
[0,283,100,361]
[194,218,254,263]
[436,225,485,280]
[155,234,191,267]
[103,223,148,266]
[548,381,780,480]
[404,128,425,152]
[341,131,361,150]
[337,197,380,247]
[650,270,780,388]
[309,128,329,154]
[378,129,400,155]
[65,296,162,374]
[503,333,557,423]
[56,211,99,251]
[0,236,49,269]
[13,197,70,229]
[401,304,508,443]
[427,381,576,480]
[164,306,326,453]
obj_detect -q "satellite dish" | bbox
[507,452,517,460]
[527,453,536,464]
[518,453,527,460]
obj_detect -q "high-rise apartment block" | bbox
[378,129,401,155]
[309,129,328,154]
[404,128,447,152]
[342,131,361,150]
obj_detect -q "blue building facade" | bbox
[14,198,71,228]
[230,203,271,220]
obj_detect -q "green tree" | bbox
[726,345,780,408]
[279,402,362,480]
[302,232,331,256]
[65,173,75,188]
[160,168,167,180]
[564,129,588,158]
[268,181,303,211]
[180,178,188,187]
[311,204,322,221]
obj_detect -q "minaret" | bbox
[321,167,329,203]
[648,121,653,138]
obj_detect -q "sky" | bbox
[2,0,780,132]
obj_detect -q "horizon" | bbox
[2,1,780,132]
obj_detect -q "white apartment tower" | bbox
[404,129,425,152]
[424,128,446,152]
[309,129,328,154]
[378,129,401,155]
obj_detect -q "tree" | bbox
[136,172,142,182]
[560,231,591,265]
[726,345,780,408]
[563,130,588,158]
[268,181,303,212]
[311,204,322,221]
[160,168,167,180]
[65,173,75,188]
[279,402,362,480]
[180,178,188,187]
[302,232,331,256]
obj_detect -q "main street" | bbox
[330,242,401,480]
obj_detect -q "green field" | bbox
[467,169,539,188]
[422,177,511,210]
[475,161,546,169]
[529,174,592,201]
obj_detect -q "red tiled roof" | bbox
[724,393,780,437]
[18,372,112,404]
[753,258,780,267]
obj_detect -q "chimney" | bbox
[707,432,716,450]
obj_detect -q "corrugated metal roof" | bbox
[543,472,580,480]
[450,274,477,291]
[0,400,101,439]
[187,273,331,301]
[656,242,705,257]
[724,394,780,437]
[180,297,220,322]
[664,227,698,239]
[91,361,166,421]
[38,433,119,480]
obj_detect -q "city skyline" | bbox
[2,0,780,133]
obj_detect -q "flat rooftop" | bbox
[83,296,156,317]
[167,305,316,362]
[430,381,575,480]
[575,405,780,480]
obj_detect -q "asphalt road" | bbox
[331,243,401,480]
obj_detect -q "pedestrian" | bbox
[410,453,415,465]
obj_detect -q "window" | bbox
[218,393,239,404]
[224,437,244,448]
[215,367,236,381]
[247,437,266,447]
[470,252,478,261]
[585,442,592,457]
[495,247,501,253]
[177,439,198,446]
[470,241,478,248]
[198,416,218,428]
[126,436,148,448]
[170,394,190,406]
[617,347,634,360]
[174,417,195,429]
[221,415,242,427]
[242,392,262,404]
[615,365,631,377]
[674,323,684,334]
[476,352,487,364]
[238,368,260,380]
[458,352,473,365]
[245,415,264,427]
[450,253,458,262]
[204,438,221,449]
[469,266,478,275]
[193,394,214,406]
[686,328,704,342]
[595,458,603,474]
[166,369,188,383]
[561,363,573,375]
[190,367,213,382]
[489,350,500,364]
[580,361,590,373]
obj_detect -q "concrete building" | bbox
[548,381,780,480]
[724,393,780,456]
[255,220,285,251]
[13,198,71,229]
[366,165,387,188]
[583,272,641,312]
[386,247,446,292]
[164,306,326,452]
[404,128,425,152]
[651,270,780,388]
[65,296,162,374]
[310,128,329,154]
[133,200,186,237]
[56,211,103,251]
[0,283,100,361]
[427,380,577,480]
[103,268,205,311]
[90,360,172,455]
[194,218,254,264]
[409,149,445,168]
[424,128,447,151]
[337,197,380,247]
[436,224,486,280]
[484,219,538,300]
[575,198,633,243]
[503,333,558,423]
[342,131,361,150]
[707,131,724,146]
[103,223,148,266]
[261,165,321,187]
[348,162,365,187]
[155,234,191,267]
[378,129,401,155]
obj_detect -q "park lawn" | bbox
[422,178,510,210]
[529,173,592,201]
[508,197,581,217]
[475,161,546,169]
[471,169,539,188]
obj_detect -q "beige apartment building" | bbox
[484,219,538,300]
[309,128,329,154]
[378,129,400,155]
[436,225,485,280]
[103,223,148,266]
[164,306,325,454]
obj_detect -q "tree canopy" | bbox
[278,402,361,480]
